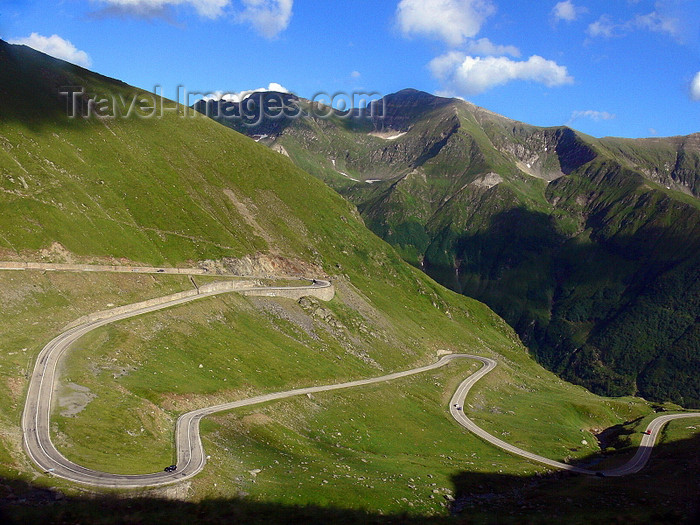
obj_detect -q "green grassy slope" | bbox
[0,271,658,518]
[0,41,696,522]
[1,41,348,264]
[210,88,700,407]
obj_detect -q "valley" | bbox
[0,37,698,524]
[203,89,700,408]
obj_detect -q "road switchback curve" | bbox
[13,265,699,487]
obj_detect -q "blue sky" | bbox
[2,0,699,138]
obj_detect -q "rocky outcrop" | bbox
[200,254,322,279]
[491,126,597,180]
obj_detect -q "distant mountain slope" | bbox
[200,88,700,407]
[0,39,523,382]
[7,41,700,524]
[0,40,368,267]
[0,39,541,480]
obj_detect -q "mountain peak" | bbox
[383,88,453,106]
[371,89,455,132]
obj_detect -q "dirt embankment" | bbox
[200,253,325,279]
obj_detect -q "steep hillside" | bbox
[202,88,700,407]
[5,40,690,521]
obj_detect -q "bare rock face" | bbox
[470,172,503,189]
[200,254,321,278]
[39,242,75,263]
[602,133,700,197]
[297,296,342,329]
[491,127,596,181]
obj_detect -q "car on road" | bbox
[164,465,177,472]
[643,430,652,435]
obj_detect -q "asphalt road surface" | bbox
[448,356,700,477]
[20,273,333,488]
[15,265,699,487]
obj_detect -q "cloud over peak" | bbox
[9,33,92,68]
[430,52,573,95]
[237,0,293,39]
[202,82,290,103]
[396,0,496,46]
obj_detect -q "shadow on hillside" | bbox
[1,432,698,525]
[422,206,700,405]
[0,39,136,130]
[449,431,700,525]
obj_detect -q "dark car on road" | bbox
[164,465,177,472]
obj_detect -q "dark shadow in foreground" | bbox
[450,431,700,524]
[1,433,698,524]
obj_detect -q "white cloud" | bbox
[429,52,574,95]
[634,9,679,38]
[464,38,520,57]
[94,0,230,18]
[552,1,587,22]
[691,72,700,101]
[351,70,362,79]
[587,15,619,37]
[587,3,682,40]
[570,110,616,122]
[9,33,92,68]
[202,82,290,102]
[237,0,293,39]
[396,0,496,46]
[95,0,293,37]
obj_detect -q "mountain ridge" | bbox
[198,87,700,407]
[2,38,700,522]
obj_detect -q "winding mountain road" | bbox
[448,357,700,476]
[14,264,700,488]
